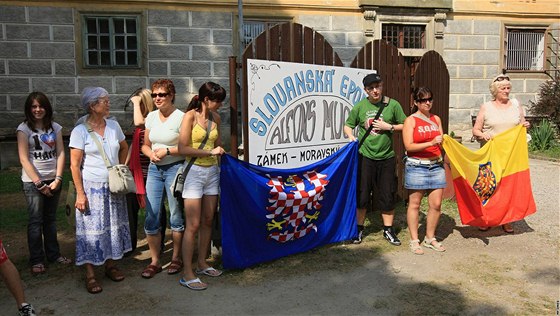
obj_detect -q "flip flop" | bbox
[179,277,208,291]
[55,256,72,264]
[195,267,223,277]
[141,264,162,279]
[167,259,183,275]
[31,263,46,275]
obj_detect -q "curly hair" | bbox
[151,79,176,103]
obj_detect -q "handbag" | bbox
[171,113,214,198]
[108,164,136,194]
[65,180,77,227]
[86,123,136,194]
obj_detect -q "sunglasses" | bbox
[494,76,510,82]
[416,97,433,103]
[151,93,169,98]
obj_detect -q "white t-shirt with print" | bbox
[69,119,126,182]
[16,122,62,182]
[144,108,184,166]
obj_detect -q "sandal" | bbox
[502,223,514,234]
[422,237,446,252]
[167,259,183,275]
[55,256,72,265]
[409,239,424,255]
[85,276,102,294]
[141,264,162,279]
[31,263,46,275]
[179,277,208,291]
[105,266,125,282]
[478,226,491,232]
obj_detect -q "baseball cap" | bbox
[363,73,382,86]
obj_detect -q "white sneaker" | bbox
[19,303,36,316]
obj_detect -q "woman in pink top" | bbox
[472,73,530,233]
[402,87,446,255]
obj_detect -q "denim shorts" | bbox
[404,159,447,190]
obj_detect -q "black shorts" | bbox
[357,155,397,212]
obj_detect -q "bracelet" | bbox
[55,176,63,181]
[166,147,171,156]
[390,125,395,132]
[34,180,45,188]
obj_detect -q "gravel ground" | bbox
[1,155,558,315]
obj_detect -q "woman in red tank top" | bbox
[402,87,446,255]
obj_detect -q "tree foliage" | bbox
[529,77,560,132]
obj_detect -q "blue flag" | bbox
[220,141,358,269]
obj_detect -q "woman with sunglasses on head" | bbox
[403,87,446,255]
[140,79,185,279]
[472,73,530,233]
[17,92,72,275]
[125,88,167,254]
[69,87,131,294]
[177,82,226,291]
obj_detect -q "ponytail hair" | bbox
[187,82,226,111]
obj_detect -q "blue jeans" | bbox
[144,161,185,235]
[22,181,62,265]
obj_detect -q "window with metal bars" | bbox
[242,21,283,48]
[382,24,426,49]
[505,28,545,71]
[82,15,140,68]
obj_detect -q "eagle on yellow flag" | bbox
[443,125,536,227]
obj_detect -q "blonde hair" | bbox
[489,79,511,100]
[137,89,154,118]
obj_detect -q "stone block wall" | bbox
[443,19,551,138]
[297,14,365,66]
[0,5,234,139]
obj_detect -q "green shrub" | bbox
[529,119,556,151]
[529,78,560,132]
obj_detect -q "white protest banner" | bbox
[247,59,374,168]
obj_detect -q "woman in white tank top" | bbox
[472,73,531,233]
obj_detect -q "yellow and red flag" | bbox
[443,125,536,226]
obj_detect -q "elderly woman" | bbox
[140,79,185,279]
[472,73,530,233]
[69,87,131,294]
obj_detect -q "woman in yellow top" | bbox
[178,82,226,290]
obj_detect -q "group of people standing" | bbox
[11,79,227,298]
[344,71,530,255]
[5,70,530,312]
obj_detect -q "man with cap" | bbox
[343,73,407,245]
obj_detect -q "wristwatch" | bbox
[166,148,171,156]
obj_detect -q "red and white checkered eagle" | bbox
[266,170,329,243]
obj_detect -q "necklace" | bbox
[87,120,105,129]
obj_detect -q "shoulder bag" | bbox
[171,113,214,198]
[86,123,136,194]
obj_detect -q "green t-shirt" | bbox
[345,96,407,160]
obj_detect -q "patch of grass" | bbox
[530,145,560,160]
[0,168,22,193]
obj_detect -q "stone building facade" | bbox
[0,0,558,167]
